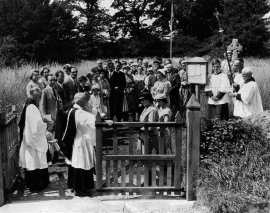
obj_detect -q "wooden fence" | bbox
[0,105,19,206]
[95,94,201,200]
[0,95,201,205]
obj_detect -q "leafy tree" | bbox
[0,0,78,64]
[0,36,20,67]
[67,0,111,59]
[218,0,270,56]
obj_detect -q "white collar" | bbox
[73,104,82,110]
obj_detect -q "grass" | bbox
[0,57,269,114]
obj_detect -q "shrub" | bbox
[198,118,270,213]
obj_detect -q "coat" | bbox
[63,75,78,107]
[40,85,58,121]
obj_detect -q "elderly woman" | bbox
[18,87,49,191]
[26,69,43,98]
[151,68,171,104]
[138,91,159,154]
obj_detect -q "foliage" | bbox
[0,36,21,67]
[69,0,111,59]
[198,118,270,212]
[218,0,270,57]
[0,0,78,65]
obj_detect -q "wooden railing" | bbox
[0,104,19,206]
[95,94,201,200]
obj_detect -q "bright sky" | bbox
[99,0,117,15]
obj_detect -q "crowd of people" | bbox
[18,53,264,196]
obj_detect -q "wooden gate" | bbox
[95,112,185,196]
[0,105,19,206]
[95,95,201,200]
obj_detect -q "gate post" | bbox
[0,108,5,206]
[186,94,201,201]
[95,113,102,189]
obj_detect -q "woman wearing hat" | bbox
[144,67,156,91]
[138,91,159,154]
[155,93,172,153]
[151,68,171,105]
[88,84,105,116]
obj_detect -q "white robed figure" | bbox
[62,93,96,196]
[230,67,263,118]
[205,59,231,120]
[19,86,49,191]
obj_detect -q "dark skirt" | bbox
[67,166,95,193]
[25,168,49,191]
[207,103,229,120]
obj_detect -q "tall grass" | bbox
[0,58,269,114]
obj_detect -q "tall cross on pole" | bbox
[170,0,174,59]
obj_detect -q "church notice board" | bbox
[186,57,208,85]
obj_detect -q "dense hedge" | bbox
[197,118,270,213]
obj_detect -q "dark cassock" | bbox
[54,82,67,148]
[63,75,78,110]
[109,70,126,121]
[61,103,96,195]
[19,98,49,191]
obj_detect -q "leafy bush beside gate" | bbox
[197,118,270,213]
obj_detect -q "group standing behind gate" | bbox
[18,54,263,196]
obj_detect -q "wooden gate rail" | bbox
[95,94,201,200]
[95,111,185,197]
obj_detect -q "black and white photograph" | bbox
[0,0,270,212]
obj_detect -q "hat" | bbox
[78,76,88,82]
[157,69,166,77]
[131,63,138,66]
[142,59,149,64]
[227,50,232,54]
[122,65,131,70]
[91,84,100,91]
[139,91,153,101]
[153,59,160,64]
[147,67,153,71]
[242,67,252,76]
[154,93,166,100]
[165,64,172,69]
[128,59,133,64]
[181,60,187,65]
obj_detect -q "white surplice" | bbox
[232,73,244,115]
[19,104,48,171]
[234,81,263,118]
[205,73,231,105]
[70,104,96,170]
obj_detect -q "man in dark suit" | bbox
[166,63,181,120]
[54,70,67,150]
[91,59,109,79]
[63,66,78,109]
[108,61,126,121]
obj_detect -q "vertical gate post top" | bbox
[186,94,201,110]
[95,112,102,124]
